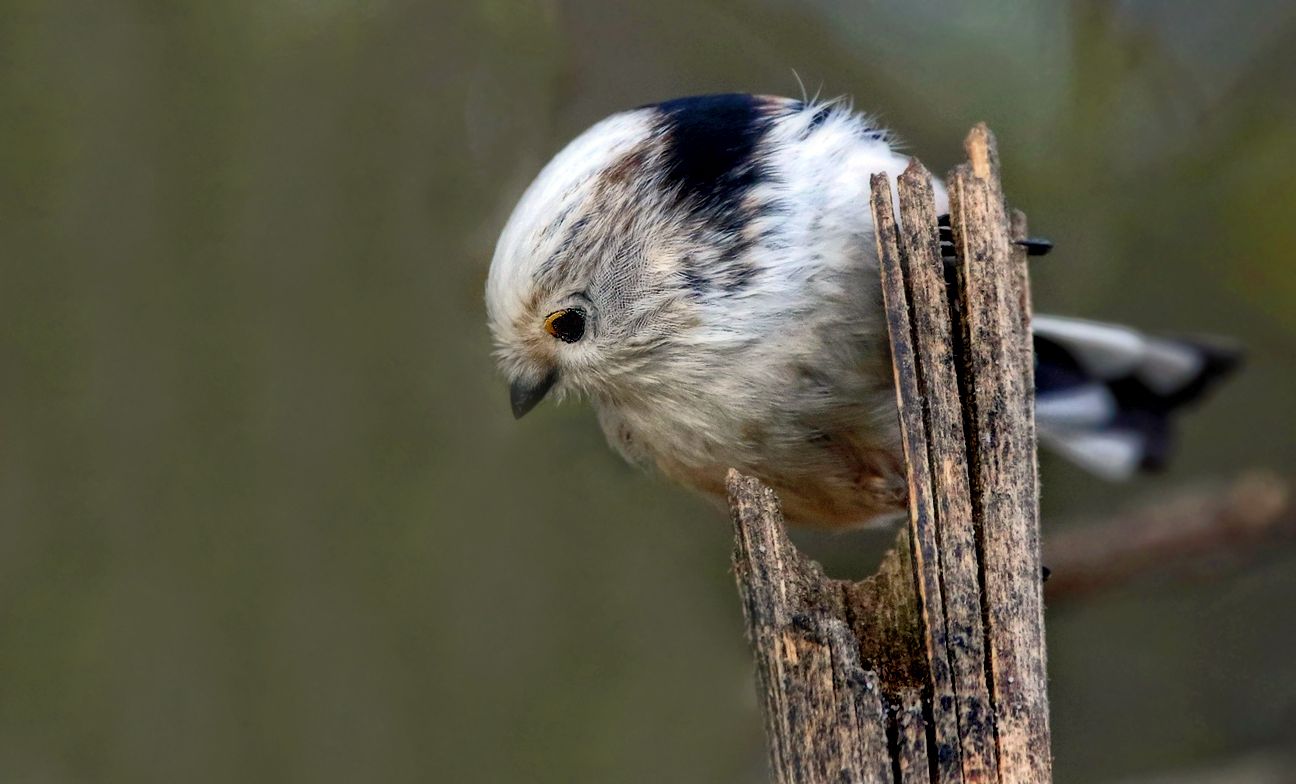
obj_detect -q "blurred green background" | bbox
[3,1,1295,781]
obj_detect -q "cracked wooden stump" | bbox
[729,125,1052,784]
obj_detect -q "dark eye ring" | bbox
[543,308,586,343]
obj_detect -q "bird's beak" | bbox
[510,369,557,419]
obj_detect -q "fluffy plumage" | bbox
[486,94,1238,528]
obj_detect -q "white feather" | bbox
[1038,427,1143,481]
[1036,385,1117,428]
[1032,315,1146,378]
[1139,341,1205,395]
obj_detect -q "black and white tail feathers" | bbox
[1032,315,1241,480]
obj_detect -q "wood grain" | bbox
[948,126,1051,782]
[896,161,998,782]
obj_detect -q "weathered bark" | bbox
[730,473,897,782]
[948,127,1051,783]
[1045,470,1293,602]
[729,125,1052,783]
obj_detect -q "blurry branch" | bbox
[1108,751,1296,784]
[1044,471,1294,603]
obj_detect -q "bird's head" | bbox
[486,94,802,418]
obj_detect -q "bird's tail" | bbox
[1031,315,1241,480]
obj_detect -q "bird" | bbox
[485,93,1239,529]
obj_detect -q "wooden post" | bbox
[728,125,1052,783]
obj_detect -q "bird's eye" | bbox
[543,308,586,343]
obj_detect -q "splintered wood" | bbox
[728,125,1052,783]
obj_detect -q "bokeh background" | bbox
[3,1,1295,781]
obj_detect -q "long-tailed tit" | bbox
[486,94,1238,528]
